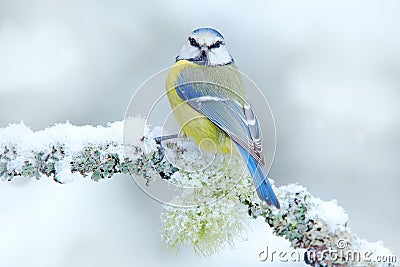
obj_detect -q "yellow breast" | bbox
[165,60,232,153]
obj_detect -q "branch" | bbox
[0,120,395,266]
[0,119,176,183]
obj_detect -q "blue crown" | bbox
[192,28,223,38]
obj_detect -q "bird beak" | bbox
[190,46,209,65]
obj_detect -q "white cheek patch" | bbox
[177,43,201,60]
[207,46,233,66]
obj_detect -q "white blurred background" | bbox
[0,1,399,266]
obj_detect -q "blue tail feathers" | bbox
[236,145,280,209]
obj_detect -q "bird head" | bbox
[176,28,234,66]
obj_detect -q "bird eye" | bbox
[209,40,223,49]
[188,37,199,48]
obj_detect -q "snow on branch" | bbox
[0,120,395,267]
[0,118,175,184]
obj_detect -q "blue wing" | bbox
[175,69,280,208]
[175,77,264,166]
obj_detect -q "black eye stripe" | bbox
[209,40,223,49]
[188,38,224,49]
[188,37,200,48]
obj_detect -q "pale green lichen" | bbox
[0,140,177,183]
[161,200,248,257]
[160,152,254,257]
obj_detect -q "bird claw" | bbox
[154,138,165,164]
[152,134,178,164]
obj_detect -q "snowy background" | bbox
[0,0,399,266]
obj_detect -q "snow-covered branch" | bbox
[0,118,175,184]
[0,120,395,267]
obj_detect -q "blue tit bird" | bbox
[166,28,280,208]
